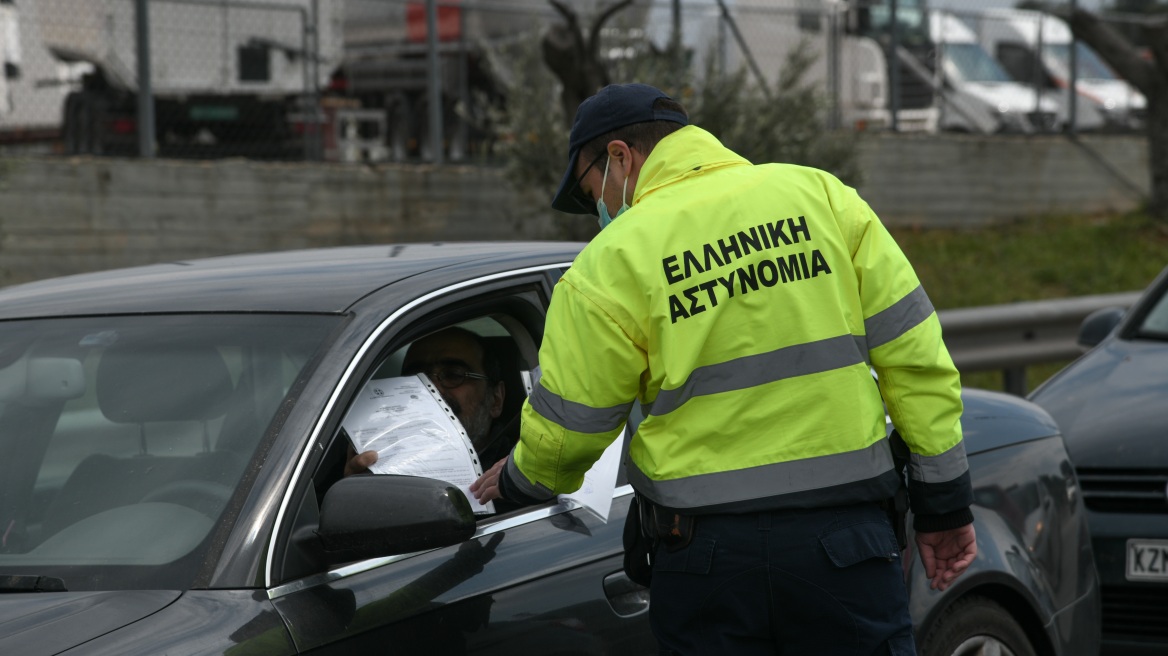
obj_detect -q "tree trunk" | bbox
[1063,8,1168,219]
[1149,86,1168,218]
[541,0,634,125]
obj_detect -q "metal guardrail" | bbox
[938,291,1143,396]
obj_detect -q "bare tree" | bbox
[1057,7,1168,218]
[541,0,634,125]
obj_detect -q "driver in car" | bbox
[344,327,512,476]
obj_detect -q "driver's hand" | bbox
[344,445,378,477]
[471,457,508,503]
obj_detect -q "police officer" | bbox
[472,83,976,654]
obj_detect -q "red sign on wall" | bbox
[406,2,462,43]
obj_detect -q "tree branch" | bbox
[1145,18,1168,79]
[548,0,586,54]
[587,0,635,56]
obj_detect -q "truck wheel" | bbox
[62,92,108,155]
[62,93,86,154]
[918,596,1036,656]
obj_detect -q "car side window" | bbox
[276,284,561,584]
[312,314,536,516]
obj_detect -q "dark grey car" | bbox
[0,243,1099,655]
[1030,263,1168,655]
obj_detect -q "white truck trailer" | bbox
[0,0,97,149]
[36,0,344,157]
[641,0,941,133]
[0,0,18,118]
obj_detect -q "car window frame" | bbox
[265,263,578,591]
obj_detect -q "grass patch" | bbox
[886,211,1168,392]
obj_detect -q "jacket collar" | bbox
[632,126,750,206]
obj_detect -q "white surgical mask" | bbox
[596,156,630,230]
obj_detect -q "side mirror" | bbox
[1077,307,1125,350]
[318,475,476,564]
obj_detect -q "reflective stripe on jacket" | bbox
[508,126,970,517]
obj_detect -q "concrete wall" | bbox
[0,132,1150,287]
[0,156,565,287]
[857,133,1149,228]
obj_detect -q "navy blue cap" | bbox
[551,83,688,215]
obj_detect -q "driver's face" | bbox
[401,330,503,447]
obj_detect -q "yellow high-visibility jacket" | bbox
[506,126,971,521]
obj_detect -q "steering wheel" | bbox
[140,480,234,518]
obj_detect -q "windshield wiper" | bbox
[0,575,68,592]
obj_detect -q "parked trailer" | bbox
[337,0,555,162]
[36,0,344,158]
[1,0,96,150]
[1,0,17,118]
[640,0,944,133]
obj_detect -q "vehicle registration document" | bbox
[344,371,622,522]
[527,366,622,522]
[343,374,495,514]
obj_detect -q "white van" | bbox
[929,10,1062,134]
[973,8,1144,131]
[639,0,938,133]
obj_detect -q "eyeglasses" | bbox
[569,151,608,213]
[404,363,489,389]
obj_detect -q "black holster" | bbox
[622,496,698,587]
[622,495,656,587]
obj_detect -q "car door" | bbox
[267,267,656,654]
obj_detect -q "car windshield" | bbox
[0,314,340,591]
[1043,42,1117,81]
[942,43,1013,83]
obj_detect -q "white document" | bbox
[528,365,624,523]
[556,430,625,523]
[343,375,495,514]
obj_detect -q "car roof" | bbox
[0,242,583,319]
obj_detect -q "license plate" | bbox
[1126,539,1168,581]
[189,105,240,121]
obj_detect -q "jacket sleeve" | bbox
[501,275,645,502]
[842,187,973,531]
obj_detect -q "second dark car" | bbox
[1030,263,1168,655]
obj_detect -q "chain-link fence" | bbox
[1,0,333,159]
[0,0,1153,162]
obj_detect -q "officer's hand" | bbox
[915,524,977,591]
[344,447,378,477]
[471,457,508,503]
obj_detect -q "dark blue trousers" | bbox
[649,502,916,655]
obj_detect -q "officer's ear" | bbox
[607,140,654,184]
[604,140,639,179]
